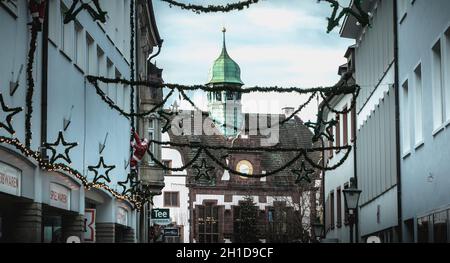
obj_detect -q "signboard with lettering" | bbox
[164,227,180,237]
[84,209,96,242]
[0,161,21,197]
[50,183,71,210]
[116,206,128,226]
[151,208,171,225]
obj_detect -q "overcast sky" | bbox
[152,0,354,122]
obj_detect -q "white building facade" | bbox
[397,0,450,243]
[0,0,161,243]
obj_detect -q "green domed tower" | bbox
[207,28,244,137]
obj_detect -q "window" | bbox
[163,160,172,175]
[226,92,234,101]
[328,126,334,158]
[97,47,106,90]
[148,119,156,164]
[343,107,348,146]
[233,107,238,132]
[351,106,356,142]
[336,187,342,228]
[163,192,180,207]
[268,205,290,242]
[86,34,96,75]
[433,211,447,243]
[61,3,73,57]
[414,65,423,144]
[215,92,222,101]
[417,216,430,243]
[335,115,341,150]
[402,79,411,154]
[74,22,85,70]
[444,28,450,121]
[197,204,220,243]
[330,191,335,229]
[48,0,58,43]
[432,40,445,131]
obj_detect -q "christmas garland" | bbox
[146,139,352,177]
[0,136,142,208]
[159,0,261,14]
[129,0,136,129]
[25,23,39,148]
[64,0,107,24]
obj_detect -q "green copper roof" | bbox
[208,30,244,86]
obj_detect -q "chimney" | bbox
[282,107,295,118]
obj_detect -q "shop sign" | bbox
[0,161,21,197]
[116,206,128,226]
[84,209,96,242]
[151,208,171,225]
[50,183,71,210]
[164,227,180,237]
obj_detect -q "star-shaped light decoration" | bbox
[291,161,315,185]
[44,131,78,164]
[305,110,337,143]
[0,93,22,135]
[89,156,115,184]
[193,159,215,182]
[118,173,140,196]
[64,0,107,24]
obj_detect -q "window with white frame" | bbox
[74,21,85,70]
[444,28,450,121]
[61,3,73,58]
[414,64,423,145]
[97,47,106,91]
[148,118,157,164]
[402,79,411,154]
[106,59,114,99]
[48,0,58,43]
[86,34,96,75]
[432,40,445,131]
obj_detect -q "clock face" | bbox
[236,160,253,178]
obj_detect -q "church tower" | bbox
[207,28,244,137]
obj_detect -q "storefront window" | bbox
[43,216,63,243]
[433,211,448,243]
[417,216,430,243]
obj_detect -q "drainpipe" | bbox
[353,93,359,243]
[393,0,403,243]
[40,2,49,157]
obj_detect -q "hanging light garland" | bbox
[159,0,260,14]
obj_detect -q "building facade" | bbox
[397,0,450,243]
[340,0,401,242]
[0,0,162,243]
[167,31,320,243]
[323,46,357,243]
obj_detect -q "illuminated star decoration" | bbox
[0,93,22,135]
[89,156,115,184]
[193,159,215,182]
[64,0,107,24]
[291,161,315,185]
[118,173,140,196]
[305,110,337,142]
[44,131,78,164]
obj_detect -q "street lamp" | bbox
[343,187,362,243]
[312,222,325,243]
